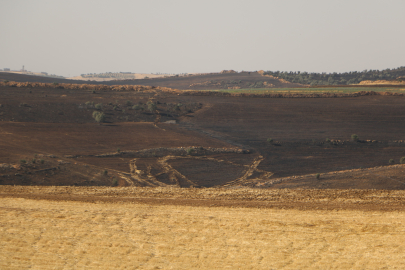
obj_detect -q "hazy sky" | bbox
[1,0,404,76]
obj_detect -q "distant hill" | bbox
[0,72,100,85]
[264,66,405,86]
[0,71,305,89]
[100,71,305,89]
[3,67,404,89]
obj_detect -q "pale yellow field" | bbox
[1,197,405,269]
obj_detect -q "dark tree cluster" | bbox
[264,66,405,86]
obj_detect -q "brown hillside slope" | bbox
[0,71,305,89]
[106,71,305,89]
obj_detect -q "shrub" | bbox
[20,159,26,164]
[351,134,359,142]
[316,173,320,180]
[85,101,94,107]
[19,103,28,107]
[40,159,44,164]
[4,80,9,83]
[173,104,181,111]
[117,148,121,153]
[267,138,273,143]
[325,138,331,143]
[32,158,36,164]
[53,82,59,85]
[113,105,118,110]
[389,159,395,164]
[112,178,118,187]
[400,157,405,164]
[95,103,103,110]
[103,170,108,176]
[186,148,194,155]
[92,111,105,123]
[92,90,96,94]
[126,100,132,106]
[147,101,157,112]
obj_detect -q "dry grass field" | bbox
[1,195,405,269]
[1,186,405,269]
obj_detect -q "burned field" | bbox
[0,81,405,190]
[2,78,405,269]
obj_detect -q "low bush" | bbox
[186,148,194,155]
[95,103,103,110]
[316,173,320,180]
[389,159,395,164]
[400,157,405,164]
[132,105,143,110]
[40,159,44,164]
[20,159,26,164]
[32,158,36,164]
[147,101,157,112]
[325,138,331,143]
[351,134,359,142]
[92,111,105,123]
[112,178,118,187]
[103,170,108,176]
[126,100,132,106]
[267,138,273,143]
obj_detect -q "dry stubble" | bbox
[1,198,405,269]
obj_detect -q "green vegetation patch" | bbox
[199,86,405,94]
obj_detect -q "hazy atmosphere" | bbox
[1,0,405,76]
